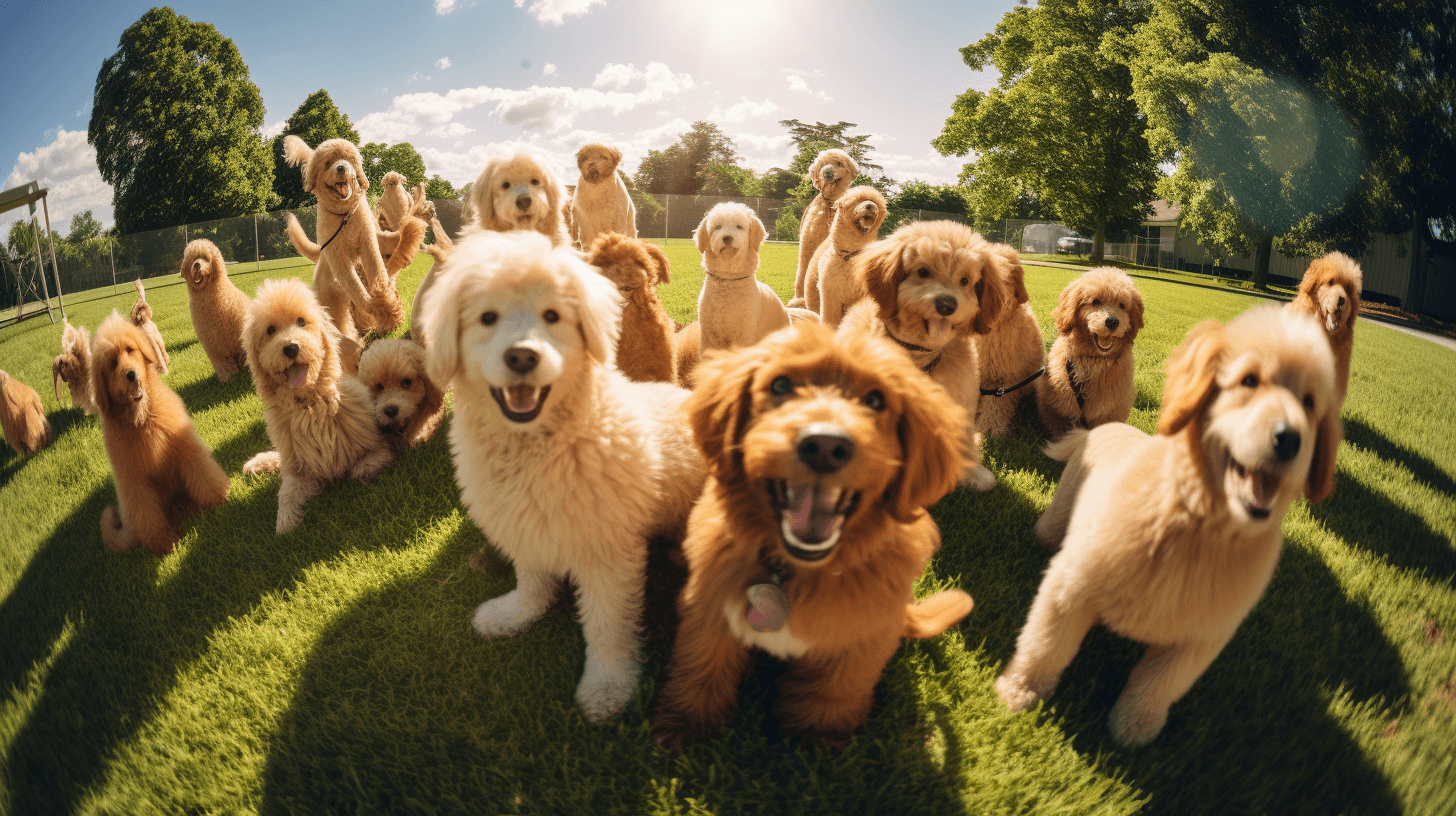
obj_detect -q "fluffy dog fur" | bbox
[997,306,1341,746]
[91,312,229,554]
[1288,251,1362,403]
[651,323,972,750]
[376,171,434,231]
[973,246,1047,436]
[572,144,636,248]
[130,278,170,375]
[420,230,706,723]
[180,239,251,382]
[0,369,51,456]
[805,185,887,326]
[53,320,97,413]
[240,278,394,533]
[790,149,859,308]
[586,232,676,383]
[467,150,572,247]
[837,220,1015,491]
[357,339,445,450]
[1037,267,1143,438]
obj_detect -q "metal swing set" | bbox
[0,181,67,326]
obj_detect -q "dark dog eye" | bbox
[375,383,384,392]
[959,277,969,287]
[917,268,930,279]
[267,325,276,335]
[736,225,743,230]
[543,309,559,324]
[1303,393,1314,410]
[769,376,793,396]
[863,390,885,411]
[500,181,511,190]
[402,378,412,388]
[111,358,118,370]
[481,311,498,326]
[1241,374,1258,388]
[1119,303,1126,310]
[531,178,540,186]
[1092,299,1101,306]
[296,317,306,327]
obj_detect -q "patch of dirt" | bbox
[1425,616,1446,644]
[1382,719,1400,738]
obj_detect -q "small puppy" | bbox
[1037,267,1143,438]
[791,149,859,308]
[376,171,434,232]
[0,369,51,457]
[420,230,706,723]
[805,185,887,326]
[53,320,97,414]
[997,306,1340,746]
[130,278,170,375]
[467,150,572,247]
[973,246,1047,436]
[356,339,445,450]
[180,239,251,382]
[572,143,637,248]
[838,220,1015,490]
[91,312,229,554]
[1288,251,1362,403]
[651,323,973,750]
[241,278,394,533]
[586,232,676,383]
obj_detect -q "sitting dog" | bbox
[180,239,251,382]
[790,149,859,308]
[572,143,636,248]
[466,150,572,247]
[0,369,51,457]
[420,230,706,723]
[357,339,445,450]
[1037,267,1143,438]
[651,323,973,750]
[130,278,170,375]
[996,306,1340,746]
[1288,251,1362,404]
[804,185,887,326]
[973,246,1046,436]
[585,232,676,383]
[838,220,1014,491]
[53,320,97,414]
[91,312,229,554]
[241,278,395,533]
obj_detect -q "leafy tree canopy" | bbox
[779,119,892,208]
[271,89,360,210]
[890,181,969,216]
[424,174,456,201]
[360,142,428,193]
[67,211,103,244]
[632,121,742,196]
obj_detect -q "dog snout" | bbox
[515,194,532,212]
[934,295,958,317]
[1272,422,1301,462]
[796,423,855,474]
[721,234,735,248]
[125,369,137,383]
[1105,315,1120,330]
[283,343,299,360]
[383,405,399,419]
[504,346,539,374]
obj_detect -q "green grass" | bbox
[1,245,1453,815]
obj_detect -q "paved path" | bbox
[1363,317,1456,352]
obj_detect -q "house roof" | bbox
[1145,199,1182,225]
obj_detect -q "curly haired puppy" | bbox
[805,185,887,326]
[53,320,97,413]
[91,312,229,554]
[973,246,1047,436]
[997,306,1340,746]
[1288,251,1361,404]
[586,232,676,383]
[838,220,1015,491]
[357,339,445,450]
[180,239,251,382]
[572,143,636,249]
[790,149,859,308]
[1037,267,1143,438]
[466,150,572,247]
[130,278,170,375]
[241,278,394,533]
[0,369,51,457]
[651,323,972,750]
[420,230,706,723]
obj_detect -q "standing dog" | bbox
[790,149,859,308]
[804,185,887,326]
[130,278,170,375]
[1288,251,1362,404]
[585,232,676,383]
[53,320,97,414]
[0,370,51,457]
[466,150,572,247]
[420,230,706,723]
[91,312,229,554]
[180,239,251,382]
[571,144,636,248]
[1037,267,1143,438]
[357,338,445,450]
[973,246,1046,436]
[997,306,1340,746]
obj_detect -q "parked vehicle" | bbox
[1057,235,1094,255]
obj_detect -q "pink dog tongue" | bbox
[505,385,539,413]
[783,485,843,543]
[287,364,308,388]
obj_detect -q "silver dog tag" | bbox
[745,583,789,632]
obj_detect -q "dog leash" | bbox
[980,366,1045,398]
[316,201,358,254]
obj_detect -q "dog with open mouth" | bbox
[1037,266,1143,438]
[240,278,394,533]
[179,239,251,383]
[356,339,445,451]
[804,185,888,327]
[571,143,637,249]
[419,229,706,723]
[790,149,859,308]
[466,150,572,247]
[997,305,1341,746]
[53,319,97,414]
[650,322,973,750]
[1288,251,1362,405]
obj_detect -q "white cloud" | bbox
[261,120,287,139]
[436,57,452,70]
[434,0,457,14]
[409,72,432,83]
[785,75,832,101]
[708,97,779,123]
[1,128,114,234]
[427,122,476,138]
[543,63,557,76]
[874,150,962,186]
[514,0,604,25]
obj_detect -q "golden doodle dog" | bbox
[241,278,394,533]
[585,232,676,383]
[997,306,1340,746]
[651,323,973,750]
[466,150,571,247]
[91,312,229,554]
[130,278,170,375]
[53,319,97,414]
[1288,251,1362,403]
[973,246,1047,436]
[180,239,251,382]
[790,149,859,308]
[0,369,51,457]
[805,185,887,327]
[1037,267,1143,438]
[376,171,434,232]
[356,339,445,450]
[571,143,636,248]
[838,220,1014,491]
[420,230,706,723]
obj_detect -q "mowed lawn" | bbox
[0,239,1453,815]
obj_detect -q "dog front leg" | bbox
[1108,637,1228,747]
[179,436,230,510]
[572,556,648,722]
[774,638,900,747]
[242,450,281,475]
[958,425,996,492]
[471,563,557,638]
[110,483,179,555]
[275,470,325,533]
[994,576,1098,712]
[348,442,395,482]
[651,599,751,751]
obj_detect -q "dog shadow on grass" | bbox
[173,365,258,416]
[1307,465,1456,583]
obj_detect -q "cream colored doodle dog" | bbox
[571,143,636,248]
[466,150,572,247]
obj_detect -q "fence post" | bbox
[254,214,260,273]
[110,239,117,294]
[664,195,670,241]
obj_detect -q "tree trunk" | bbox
[1405,215,1428,314]
[1091,213,1106,263]
[1252,231,1273,290]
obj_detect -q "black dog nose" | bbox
[515,194,532,212]
[1273,422,1301,462]
[934,295,957,316]
[283,343,299,359]
[722,235,734,247]
[504,346,539,374]
[1105,315,1120,330]
[383,405,399,418]
[796,423,855,474]
[125,370,137,383]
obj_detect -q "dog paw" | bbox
[576,658,639,724]
[242,451,280,476]
[276,505,302,534]
[100,506,138,553]
[994,674,1044,713]
[470,591,541,638]
[1108,697,1168,747]
[960,464,997,492]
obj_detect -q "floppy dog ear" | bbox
[990,243,1028,304]
[1158,320,1228,436]
[469,157,501,228]
[808,151,830,192]
[89,336,114,416]
[854,237,904,319]
[1306,397,1343,502]
[352,151,369,192]
[644,242,671,285]
[567,252,623,365]
[694,214,712,254]
[52,356,68,405]
[686,345,769,483]
[747,210,766,251]
[887,364,968,523]
[423,271,464,385]
[841,152,860,181]
[971,248,1014,334]
[1125,285,1145,340]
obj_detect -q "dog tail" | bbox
[285,212,321,263]
[129,280,152,326]
[430,216,453,251]
[1043,428,1090,463]
[903,589,973,639]
[52,356,68,405]
[385,216,428,277]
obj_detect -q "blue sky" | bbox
[0,0,1004,234]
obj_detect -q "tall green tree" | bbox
[424,174,456,201]
[88,7,273,234]
[632,122,741,196]
[778,119,892,213]
[890,181,969,216]
[360,142,428,193]
[934,0,1163,262]
[271,89,360,210]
